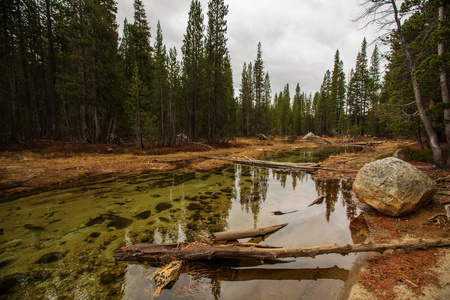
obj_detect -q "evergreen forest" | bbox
[1,0,449,161]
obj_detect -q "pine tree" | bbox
[292,83,302,135]
[167,47,181,145]
[355,38,370,135]
[182,0,205,141]
[205,0,233,143]
[240,62,252,135]
[126,63,151,148]
[262,71,272,132]
[253,42,265,133]
[153,20,169,145]
[367,45,381,136]
[330,49,346,135]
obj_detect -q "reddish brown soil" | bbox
[1,136,450,299]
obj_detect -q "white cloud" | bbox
[116,0,380,97]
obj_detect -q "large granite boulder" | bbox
[352,157,435,217]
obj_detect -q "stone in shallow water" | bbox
[107,217,133,229]
[155,202,173,212]
[135,210,151,220]
[89,232,101,238]
[23,224,45,231]
[0,273,29,295]
[100,272,116,285]
[186,203,203,211]
[35,252,65,264]
[86,214,116,227]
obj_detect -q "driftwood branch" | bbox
[207,223,288,241]
[114,238,450,262]
[308,195,326,207]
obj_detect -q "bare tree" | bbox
[438,4,450,165]
[355,0,446,169]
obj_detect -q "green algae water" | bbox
[0,148,367,299]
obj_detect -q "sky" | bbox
[116,0,381,97]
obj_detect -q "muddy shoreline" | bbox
[1,136,449,299]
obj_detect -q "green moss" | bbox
[399,146,449,164]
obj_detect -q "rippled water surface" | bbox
[0,147,367,299]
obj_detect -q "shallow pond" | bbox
[0,148,367,299]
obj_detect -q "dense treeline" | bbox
[0,0,235,146]
[1,0,449,156]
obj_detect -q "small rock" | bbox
[135,210,151,220]
[89,232,101,238]
[35,252,65,264]
[155,203,173,212]
[107,217,133,229]
[0,273,29,294]
[100,272,116,285]
[187,203,203,211]
[23,224,45,231]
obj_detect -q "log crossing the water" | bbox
[200,156,320,172]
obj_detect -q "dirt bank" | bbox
[1,136,449,299]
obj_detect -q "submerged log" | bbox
[200,156,320,172]
[114,238,450,262]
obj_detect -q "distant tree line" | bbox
[1,0,449,160]
[0,0,235,146]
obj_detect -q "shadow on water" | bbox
[0,147,368,299]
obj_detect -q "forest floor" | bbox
[0,136,449,299]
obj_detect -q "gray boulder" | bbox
[352,157,435,217]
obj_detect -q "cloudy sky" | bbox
[116,0,380,97]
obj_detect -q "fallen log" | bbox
[114,238,450,262]
[200,156,320,172]
[207,223,288,242]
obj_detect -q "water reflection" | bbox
[0,149,366,299]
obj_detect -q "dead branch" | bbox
[114,238,450,262]
[308,195,326,207]
[207,223,288,242]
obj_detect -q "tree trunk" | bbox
[439,5,450,165]
[45,0,58,139]
[115,238,450,262]
[391,0,446,169]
